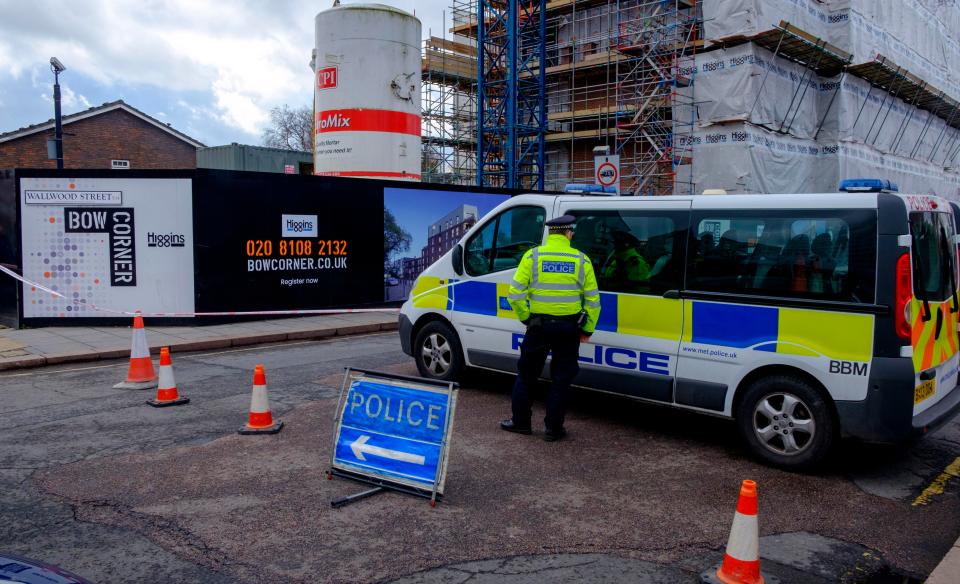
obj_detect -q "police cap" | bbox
[545,214,576,229]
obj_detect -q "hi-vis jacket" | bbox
[507,234,601,333]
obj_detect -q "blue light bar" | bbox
[563,183,617,194]
[838,178,899,192]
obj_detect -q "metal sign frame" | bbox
[328,367,457,505]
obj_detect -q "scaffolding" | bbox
[474,0,547,189]
[421,15,478,185]
[432,0,700,194]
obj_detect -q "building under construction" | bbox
[421,0,960,198]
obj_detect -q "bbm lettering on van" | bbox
[541,261,575,274]
[829,360,867,376]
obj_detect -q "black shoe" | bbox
[543,428,567,442]
[500,419,532,435]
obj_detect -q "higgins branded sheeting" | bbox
[704,0,960,101]
[686,40,960,198]
[678,121,960,197]
[694,43,960,152]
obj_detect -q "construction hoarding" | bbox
[11,169,518,325]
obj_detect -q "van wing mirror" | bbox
[452,244,464,276]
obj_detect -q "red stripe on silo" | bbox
[315,109,420,136]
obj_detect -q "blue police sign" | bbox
[331,370,457,497]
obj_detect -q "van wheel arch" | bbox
[733,365,840,430]
[411,313,457,347]
[732,365,841,469]
[411,314,466,381]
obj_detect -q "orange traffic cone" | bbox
[146,347,190,407]
[113,311,158,390]
[701,480,767,584]
[238,364,283,434]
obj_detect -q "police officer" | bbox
[500,215,601,441]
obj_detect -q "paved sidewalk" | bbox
[0,312,399,371]
[927,534,960,584]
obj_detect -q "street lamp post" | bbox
[50,57,66,169]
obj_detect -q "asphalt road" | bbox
[1,332,958,583]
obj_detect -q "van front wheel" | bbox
[414,321,464,381]
[736,375,835,470]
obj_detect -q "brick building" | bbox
[0,100,203,169]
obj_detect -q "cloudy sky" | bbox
[0,0,450,146]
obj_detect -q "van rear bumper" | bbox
[835,357,960,443]
[912,379,960,437]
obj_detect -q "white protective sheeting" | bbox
[695,43,826,140]
[679,122,960,199]
[704,0,960,101]
[692,44,960,159]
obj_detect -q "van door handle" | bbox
[919,369,936,381]
[662,290,680,299]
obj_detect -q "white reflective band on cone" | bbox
[158,364,176,390]
[724,512,759,561]
[250,385,270,413]
[131,329,150,359]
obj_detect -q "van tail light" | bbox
[895,253,912,340]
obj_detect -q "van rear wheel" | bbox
[736,375,835,470]
[414,321,464,382]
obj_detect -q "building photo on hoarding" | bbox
[383,187,509,302]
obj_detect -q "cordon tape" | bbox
[0,264,474,318]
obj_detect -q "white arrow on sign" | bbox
[350,435,426,465]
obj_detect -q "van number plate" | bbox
[914,380,936,405]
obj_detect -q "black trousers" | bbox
[511,317,581,432]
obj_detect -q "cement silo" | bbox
[313,4,421,181]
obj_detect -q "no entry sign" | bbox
[594,155,621,194]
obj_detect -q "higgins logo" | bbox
[281,214,318,238]
[512,333,670,375]
[147,232,186,248]
[316,112,351,130]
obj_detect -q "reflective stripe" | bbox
[531,294,582,303]
[508,292,527,300]
[535,282,581,291]
[585,299,601,308]
[510,279,528,291]
[578,252,586,287]
[583,288,599,297]
[531,248,539,285]
[538,251,580,258]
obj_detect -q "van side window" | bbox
[909,211,956,302]
[687,210,877,303]
[567,210,685,295]
[464,206,546,276]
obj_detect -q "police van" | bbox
[398,180,960,469]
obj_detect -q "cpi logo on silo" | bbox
[317,67,338,90]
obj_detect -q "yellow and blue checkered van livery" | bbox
[681,301,873,362]
[414,278,873,363]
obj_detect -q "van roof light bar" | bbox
[838,178,899,193]
[563,183,617,196]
